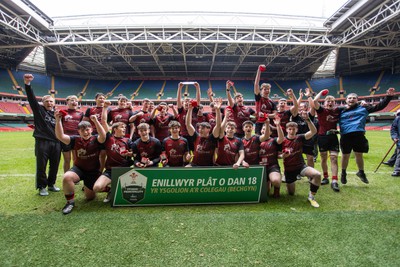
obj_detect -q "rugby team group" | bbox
[22,65,396,214]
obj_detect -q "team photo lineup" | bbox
[22,65,396,214]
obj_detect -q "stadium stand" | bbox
[112,80,143,100]
[0,69,16,94]
[54,76,88,98]
[341,71,381,96]
[308,77,340,96]
[137,80,164,99]
[11,70,51,97]
[0,101,30,114]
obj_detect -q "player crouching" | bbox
[281,118,321,208]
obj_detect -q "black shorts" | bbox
[302,145,314,156]
[70,166,101,190]
[318,134,339,153]
[102,169,112,179]
[61,142,73,152]
[264,164,281,178]
[340,132,369,154]
[284,165,307,184]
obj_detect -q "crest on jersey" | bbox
[77,148,86,157]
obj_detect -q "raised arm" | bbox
[259,119,271,142]
[365,87,395,113]
[219,108,230,138]
[212,98,223,138]
[169,104,178,118]
[254,65,264,95]
[176,82,184,109]
[101,100,111,132]
[273,115,284,144]
[185,104,195,136]
[304,115,317,140]
[207,88,214,103]
[194,82,201,104]
[312,88,324,110]
[226,81,235,108]
[55,111,71,145]
[297,89,304,107]
[287,89,298,117]
[91,115,106,143]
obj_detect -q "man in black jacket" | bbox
[24,74,61,196]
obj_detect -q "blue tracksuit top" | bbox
[339,95,393,135]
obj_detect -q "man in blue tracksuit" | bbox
[339,88,395,184]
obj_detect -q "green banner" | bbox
[110,167,267,206]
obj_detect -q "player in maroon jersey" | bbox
[226,81,256,138]
[269,89,298,137]
[129,98,153,141]
[281,118,321,208]
[94,107,134,202]
[151,102,176,143]
[241,120,270,166]
[215,108,247,169]
[161,121,191,167]
[312,90,341,192]
[293,88,317,169]
[83,93,107,171]
[59,95,84,173]
[131,123,162,168]
[83,93,106,134]
[176,82,201,151]
[254,65,277,134]
[55,114,107,214]
[107,95,135,139]
[259,115,284,198]
[186,98,222,166]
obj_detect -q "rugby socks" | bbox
[332,175,338,183]
[341,169,346,175]
[309,183,319,198]
[273,186,280,198]
[323,172,329,179]
[65,193,75,204]
[103,186,111,193]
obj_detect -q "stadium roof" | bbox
[0,0,400,81]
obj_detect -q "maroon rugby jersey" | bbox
[62,109,83,136]
[281,134,306,172]
[177,107,198,136]
[316,107,340,135]
[132,110,152,136]
[108,107,134,137]
[271,110,292,137]
[84,107,104,134]
[255,94,276,123]
[192,132,217,166]
[232,104,255,135]
[215,136,243,166]
[70,135,102,172]
[259,137,280,166]
[162,136,189,166]
[104,132,133,170]
[205,112,217,131]
[242,135,261,165]
[131,136,162,166]
[152,113,175,142]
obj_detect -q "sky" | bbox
[30,0,348,19]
